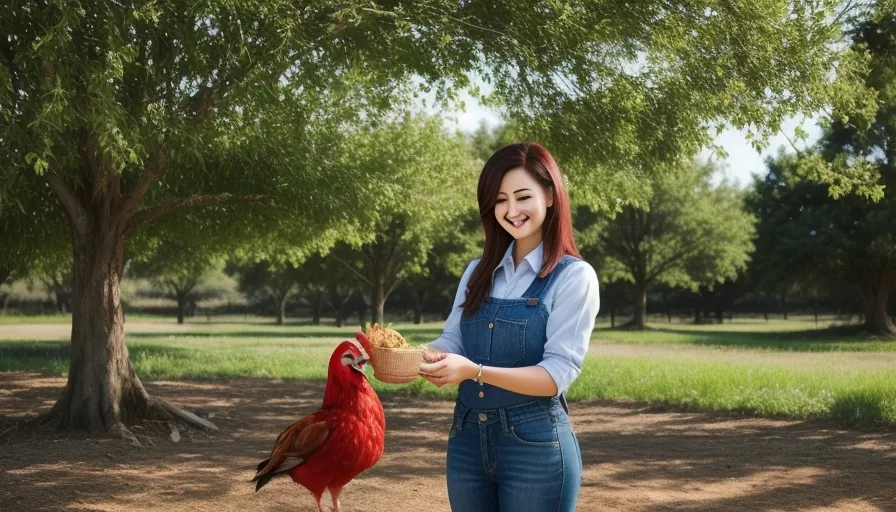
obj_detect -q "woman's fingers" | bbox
[419,360,447,374]
[422,350,447,363]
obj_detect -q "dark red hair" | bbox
[462,143,579,316]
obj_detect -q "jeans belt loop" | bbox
[498,408,510,433]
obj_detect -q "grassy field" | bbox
[1,318,895,427]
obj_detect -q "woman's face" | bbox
[494,167,553,245]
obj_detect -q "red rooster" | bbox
[253,336,384,512]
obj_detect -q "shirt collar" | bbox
[494,241,545,277]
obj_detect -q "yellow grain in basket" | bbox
[363,323,422,384]
[365,323,410,349]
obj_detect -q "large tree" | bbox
[749,151,896,335]
[579,160,755,329]
[749,10,896,336]
[0,1,871,435]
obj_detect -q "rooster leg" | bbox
[329,486,344,512]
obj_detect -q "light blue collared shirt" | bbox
[429,241,600,396]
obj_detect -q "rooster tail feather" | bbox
[253,456,305,492]
[253,457,271,476]
[254,472,275,492]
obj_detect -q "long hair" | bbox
[462,143,579,316]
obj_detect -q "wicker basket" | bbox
[370,345,424,384]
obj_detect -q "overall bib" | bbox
[446,255,583,512]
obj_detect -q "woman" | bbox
[419,142,600,512]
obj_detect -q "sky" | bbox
[442,92,823,188]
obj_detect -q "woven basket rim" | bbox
[372,346,424,351]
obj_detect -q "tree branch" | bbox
[187,57,262,121]
[125,193,267,234]
[385,277,403,300]
[45,173,88,237]
[119,149,167,226]
[331,254,372,286]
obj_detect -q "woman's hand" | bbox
[419,351,478,388]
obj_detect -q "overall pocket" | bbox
[459,317,492,361]
[490,317,527,365]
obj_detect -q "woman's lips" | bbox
[507,217,529,228]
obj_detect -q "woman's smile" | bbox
[507,216,529,228]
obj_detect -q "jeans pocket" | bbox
[506,418,560,447]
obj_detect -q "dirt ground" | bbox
[1,372,895,512]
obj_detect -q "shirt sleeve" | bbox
[426,259,480,356]
[537,261,600,396]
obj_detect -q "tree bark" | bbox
[176,291,187,325]
[304,288,326,326]
[860,278,895,336]
[273,292,289,325]
[371,279,386,325]
[633,282,648,330]
[38,227,216,436]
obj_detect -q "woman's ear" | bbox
[546,187,554,208]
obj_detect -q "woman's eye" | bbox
[518,196,531,201]
[496,198,507,204]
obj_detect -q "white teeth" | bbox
[508,218,528,227]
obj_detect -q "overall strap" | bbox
[521,254,578,415]
[520,255,578,305]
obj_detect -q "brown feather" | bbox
[252,416,329,482]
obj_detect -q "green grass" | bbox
[3,320,896,427]
[595,322,896,352]
[0,314,73,325]
[568,356,896,427]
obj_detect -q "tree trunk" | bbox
[371,280,385,325]
[357,301,367,327]
[610,306,616,329]
[307,289,326,326]
[860,279,895,336]
[176,291,187,325]
[39,229,216,437]
[633,282,648,330]
[273,292,289,325]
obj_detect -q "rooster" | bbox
[253,336,384,512]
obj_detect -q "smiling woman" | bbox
[419,143,600,512]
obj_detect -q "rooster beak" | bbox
[350,355,369,373]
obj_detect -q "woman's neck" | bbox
[512,235,542,269]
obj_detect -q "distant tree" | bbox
[128,240,222,324]
[227,260,301,326]
[579,160,755,329]
[403,207,482,324]
[331,115,477,324]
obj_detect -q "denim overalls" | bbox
[446,255,583,512]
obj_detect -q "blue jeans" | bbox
[445,399,582,512]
